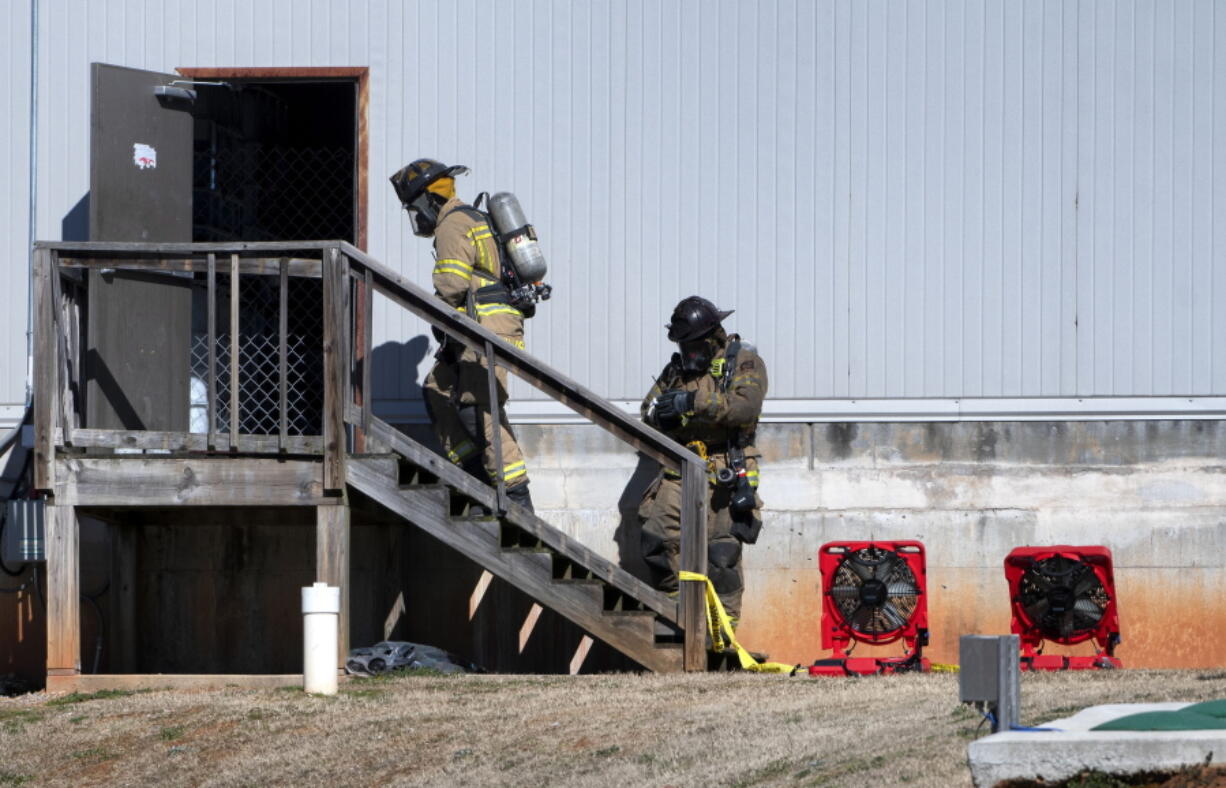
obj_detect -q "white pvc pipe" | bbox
[301,582,340,695]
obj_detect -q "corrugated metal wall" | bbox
[0,4,33,420]
[2,0,1223,415]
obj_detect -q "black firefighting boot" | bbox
[505,482,535,514]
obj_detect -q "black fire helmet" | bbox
[666,296,734,343]
[389,158,469,208]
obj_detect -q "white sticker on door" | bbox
[133,143,157,170]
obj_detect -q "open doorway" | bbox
[177,68,369,438]
[179,67,368,247]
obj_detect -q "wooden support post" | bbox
[316,503,350,671]
[679,458,709,672]
[229,253,241,448]
[207,253,217,450]
[46,503,81,675]
[484,340,506,513]
[33,248,55,491]
[321,248,347,490]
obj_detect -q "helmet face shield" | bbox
[390,158,469,235]
[406,193,439,237]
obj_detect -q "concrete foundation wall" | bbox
[516,419,1226,669]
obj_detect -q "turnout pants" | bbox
[638,472,760,622]
[423,345,528,490]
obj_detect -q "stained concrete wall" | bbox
[518,419,1226,670]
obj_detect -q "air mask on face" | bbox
[678,336,719,375]
[406,193,441,237]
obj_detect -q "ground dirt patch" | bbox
[0,670,1222,786]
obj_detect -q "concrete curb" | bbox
[967,702,1226,786]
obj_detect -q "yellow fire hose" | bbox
[679,571,960,674]
[678,571,795,673]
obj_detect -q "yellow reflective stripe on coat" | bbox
[467,225,496,274]
[475,303,523,318]
[434,259,473,280]
[677,571,795,673]
[502,461,527,482]
[447,440,476,464]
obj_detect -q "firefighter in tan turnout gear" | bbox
[639,296,767,625]
[390,158,534,512]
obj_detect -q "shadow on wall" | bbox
[63,193,90,241]
[370,335,430,407]
[614,454,661,584]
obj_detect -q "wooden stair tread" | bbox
[362,418,678,623]
[346,457,682,673]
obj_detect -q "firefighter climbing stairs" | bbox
[346,415,686,673]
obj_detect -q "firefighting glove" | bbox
[654,389,695,428]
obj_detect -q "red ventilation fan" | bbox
[1004,546,1122,671]
[808,541,930,676]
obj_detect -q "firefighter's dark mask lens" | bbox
[679,338,713,374]
[407,195,437,237]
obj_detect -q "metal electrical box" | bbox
[959,635,1020,732]
[2,499,46,563]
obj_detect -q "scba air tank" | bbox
[488,192,548,282]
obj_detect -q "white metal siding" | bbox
[2,0,1224,416]
[0,4,33,419]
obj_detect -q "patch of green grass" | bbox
[70,746,113,763]
[1031,705,1082,725]
[68,715,85,724]
[0,771,32,786]
[792,758,826,780]
[731,757,792,787]
[341,688,386,700]
[1063,771,1135,788]
[246,708,272,721]
[46,689,141,707]
[159,726,185,741]
[0,709,43,734]
[594,745,620,757]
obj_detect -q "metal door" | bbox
[86,63,193,431]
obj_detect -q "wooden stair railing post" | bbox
[278,257,289,452]
[322,247,348,491]
[484,339,507,513]
[229,253,241,450]
[206,253,217,451]
[359,268,374,447]
[679,457,709,671]
[50,256,74,447]
[32,246,55,491]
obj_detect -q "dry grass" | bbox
[0,669,1223,787]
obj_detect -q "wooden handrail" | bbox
[334,241,709,670]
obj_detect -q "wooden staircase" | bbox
[346,416,685,672]
[32,240,711,684]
